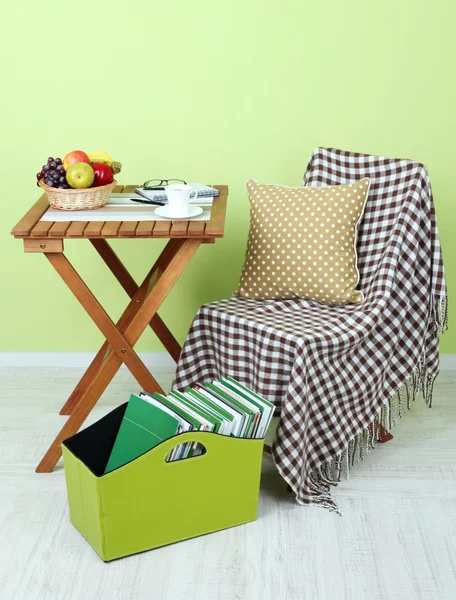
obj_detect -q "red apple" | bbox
[91,162,114,187]
[63,150,90,172]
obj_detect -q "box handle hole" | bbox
[165,441,207,463]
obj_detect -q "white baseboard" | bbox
[0,352,455,371]
[0,351,176,370]
[439,354,456,371]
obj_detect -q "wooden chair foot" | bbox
[378,425,394,443]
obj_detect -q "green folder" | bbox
[223,377,275,438]
[169,391,220,432]
[150,392,200,431]
[149,392,201,459]
[185,388,236,435]
[104,394,180,473]
[168,390,219,456]
[193,385,246,436]
[204,382,257,437]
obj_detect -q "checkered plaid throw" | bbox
[173,147,448,512]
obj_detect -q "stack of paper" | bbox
[135,183,219,206]
[104,377,275,473]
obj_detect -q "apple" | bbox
[63,150,90,172]
[91,162,114,187]
[66,162,95,189]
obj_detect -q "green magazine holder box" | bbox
[62,404,264,562]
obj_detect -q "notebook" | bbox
[184,388,236,436]
[139,392,195,461]
[104,394,181,473]
[135,183,219,206]
[202,383,257,437]
[222,377,275,439]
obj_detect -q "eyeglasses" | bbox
[143,178,187,190]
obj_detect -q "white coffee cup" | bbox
[164,184,199,217]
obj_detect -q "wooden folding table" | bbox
[11,184,228,472]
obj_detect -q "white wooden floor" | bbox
[0,367,455,600]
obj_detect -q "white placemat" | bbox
[40,204,211,222]
[110,192,214,206]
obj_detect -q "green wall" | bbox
[2,0,455,353]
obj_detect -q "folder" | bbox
[104,394,180,473]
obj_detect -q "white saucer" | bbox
[154,205,203,220]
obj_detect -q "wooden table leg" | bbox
[90,239,182,362]
[46,252,162,394]
[59,284,149,416]
[36,238,202,473]
[60,239,182,415]
[60,345,108,415]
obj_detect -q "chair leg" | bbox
[378,425,394,443]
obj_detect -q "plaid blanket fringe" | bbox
[431,294,449,336]
[293,292,448,514]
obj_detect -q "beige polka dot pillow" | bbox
[236,178,371,304]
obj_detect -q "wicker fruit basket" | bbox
[39,179,117,211]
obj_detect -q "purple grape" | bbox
[36,172,43,180]
[56,164,64,172]
[49,161,57,169]
[44,178,53,187]
[59,176,66,184]
[50,170,60,181]
[43,164,50,172]
[62,183,70,189]
[55,158,62,165]
[47,157,54,163]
